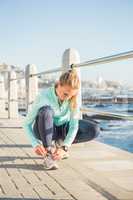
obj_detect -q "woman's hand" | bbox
[52,148,67,160]
[34,145,47,156]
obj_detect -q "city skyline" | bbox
[0,0,133,84]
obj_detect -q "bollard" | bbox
[8,70,19,118]
[62,48,82,118]
[0,74,6,117]
[25,64,38,112]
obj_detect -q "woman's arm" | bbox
[63,109,79,147]
[23,92,43,147]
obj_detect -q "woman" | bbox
[23,69,100,170]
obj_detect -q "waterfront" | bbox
[1,123,133,199]
[19,102,133,153]
[86,103,133,153]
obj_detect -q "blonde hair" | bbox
[59,69,80,111]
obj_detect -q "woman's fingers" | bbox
[52,148,64,160]
[39,145,46,153]
[34,145,47,156]
[35,147,42,155]
[34,145,66,159]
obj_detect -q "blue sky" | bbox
[0,0,133,84]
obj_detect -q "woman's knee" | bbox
[38,105,54,120]
[76,119,100,143]
[91,122,100,139]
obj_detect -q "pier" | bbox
[82,96,133,105]
[0,49,133,199]
[0,118,133,200]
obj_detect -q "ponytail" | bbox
[59,69,80,111]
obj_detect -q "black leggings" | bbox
[33,106,100,147]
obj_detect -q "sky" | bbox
[0,0,133,85]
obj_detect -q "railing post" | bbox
[0,74,6,117]
[62,48,82,118]
[8,70,19,118]
[25,64,38,112]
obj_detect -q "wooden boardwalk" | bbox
[0,119,133,200]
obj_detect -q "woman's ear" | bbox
[58,81,61,85]
[55,81,60,88]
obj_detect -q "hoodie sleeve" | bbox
[63,108,79,147]
[22,92,43,147]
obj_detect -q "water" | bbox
[20,102,133,153]
[87,103,133,153]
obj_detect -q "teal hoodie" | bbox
[23,86,79,147]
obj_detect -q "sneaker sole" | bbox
[43,164,59,170]
[62,156,69,160]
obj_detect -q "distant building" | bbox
[96,75,107,89]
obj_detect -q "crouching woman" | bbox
[23,69,100,170]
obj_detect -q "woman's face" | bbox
[56,83,78,101]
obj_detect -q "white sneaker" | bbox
[61,151,69,159]
[43,154,59,170]
[55,139,64,148]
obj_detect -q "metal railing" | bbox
[1,49,133,120]
[9,50,133,82]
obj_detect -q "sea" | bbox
[86,103,133,153]
[21,93,133,153]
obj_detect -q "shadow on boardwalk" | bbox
[0,199,65,200]
[0,144,31,148]
[0,122,133,200]
[0,163,45,171]
[0,156,42,162]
